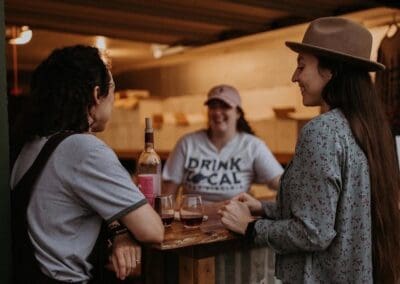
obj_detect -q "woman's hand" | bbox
[232,192,263,216]
[109,233,141,280]
[219,200,253,235]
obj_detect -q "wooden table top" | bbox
[151,202,239,251]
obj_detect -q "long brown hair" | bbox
[318,55,400,283]
[236,106,255,135]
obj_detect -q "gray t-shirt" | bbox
[254,109,373,283]
[163,130,283,202]
[10,134,146,282]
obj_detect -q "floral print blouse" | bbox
[254,108,372,283]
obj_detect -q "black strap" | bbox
[11,131,76,284]
[13,132,76,194]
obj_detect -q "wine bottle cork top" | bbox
[145,117,153,132]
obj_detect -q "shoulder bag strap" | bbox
[13,131,76,194]
[11,131,76,284]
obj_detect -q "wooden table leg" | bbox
[143,247,164,284]
[179,256,215,284]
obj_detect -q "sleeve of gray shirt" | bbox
[69,142,147,223]
[253,138,284,184]
[253,119,342,254]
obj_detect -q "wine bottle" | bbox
[136,117,161,206]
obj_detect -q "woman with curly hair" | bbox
[10,45,164,283]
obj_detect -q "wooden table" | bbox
[144,202,244,284]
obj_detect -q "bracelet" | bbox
[107,224,129,242]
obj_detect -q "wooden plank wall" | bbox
[96,87,316,156]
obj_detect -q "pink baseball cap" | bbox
[204,84,242,108]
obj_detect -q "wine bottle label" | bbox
[137,174,157,206]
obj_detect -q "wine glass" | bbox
[154,194,174,227]
[179,194,204,228]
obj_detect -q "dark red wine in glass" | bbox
[181,214,203,228]
[161,214,174,226]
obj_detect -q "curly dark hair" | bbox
[10,45,111,164]
[30,45,110,136]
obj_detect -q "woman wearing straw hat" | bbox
[220,17,400,283]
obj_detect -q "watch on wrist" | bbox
[107,223,129,242]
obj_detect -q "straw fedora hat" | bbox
[286,17,385,71]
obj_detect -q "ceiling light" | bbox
[151,44,169,59]
[151,44,188,59]
[95,36,107,50]
[94,36,112,68]
[8,26,33,45]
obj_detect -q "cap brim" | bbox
[285,41,385,72]
[204,97,235,108]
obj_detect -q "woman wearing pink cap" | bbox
[163,84,283,202]
[219,17,400,283]
[162,84,283,283]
